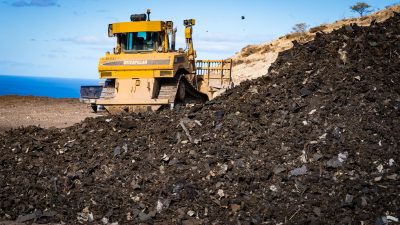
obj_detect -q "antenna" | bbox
[147,9,151,21]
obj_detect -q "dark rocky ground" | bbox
[1,14,399,225]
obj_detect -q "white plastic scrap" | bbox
[338,152,348,163]
[218,164,228,175]
[217,189,225,198]
[187,210,195,217]
[389,159,395,166]
[105,118,112,123]
[387,215,399,222]
[161,154,170,162]
[377,164,384,173]
[156,200,163,213]
[269,185,278,192]
[299,150,307,163]
[101,217,109,224]
[308,109,317,115]
[319,133,327,140]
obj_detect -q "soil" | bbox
[231,4,400,85]
[0,96,99,133]
[1,14,399,225]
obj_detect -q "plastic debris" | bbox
[290,165,307,176]
[308,109,317,115]
[377,164,384,173]
[327,157,342,168]
[187,210,195,217]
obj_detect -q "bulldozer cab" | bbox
[108,11,175,55]
[120,32,161,52]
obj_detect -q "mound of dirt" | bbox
[231,4,400,85]
[1,13,399,225]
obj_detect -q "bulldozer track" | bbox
[158,75,209,106]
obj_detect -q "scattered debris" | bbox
[289,165,307,176]
[1,13,400,224]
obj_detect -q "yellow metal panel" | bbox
[185,27,192,39]
[112,21,163,33]
[99,70,175,79]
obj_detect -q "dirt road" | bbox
[0,95,99,133]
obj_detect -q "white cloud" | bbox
[11,0,59,7]
[175,32,273,58]
[60,35,114,46]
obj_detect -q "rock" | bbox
[182,219,203,225]
[290,165,307,176]
[120,121,136,129]
[77,210,94,223]
[138,211,156,222]
[16,211,40,223]
[214,110,225,120]
[386,174,398,180]
[168,157,179,166]
[273,165,286,174]
[313,207,322,217]
[313,152,323,161]
[130,180,140,189]
[300,87,313,97]
[269,185,278,192]
[101,217,109,224]
[344,194,353,205]
[377,164,384,173]
[333,127,342,140]
[368,41,378,47]
[113,146,121,157]
[327,157,342,168]
[230,204,241,213]
[122,143,128,152]
[217,189,225,198]
[388,158,395,166]
[375,216,389,225]
[218,164,228,175]
[361,196,368,207]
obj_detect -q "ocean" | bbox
[0,75,99,98]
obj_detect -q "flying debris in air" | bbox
[241,16,245,20]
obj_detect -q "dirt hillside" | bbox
[1,12,399,225]
[231,4,400,84]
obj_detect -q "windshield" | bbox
[121,32,160,52]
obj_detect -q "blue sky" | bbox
[0,0,398,79]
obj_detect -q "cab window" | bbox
[121,32,160,52]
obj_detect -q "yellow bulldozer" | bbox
[80,10,233,113]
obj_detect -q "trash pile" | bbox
[1,14,399,225]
